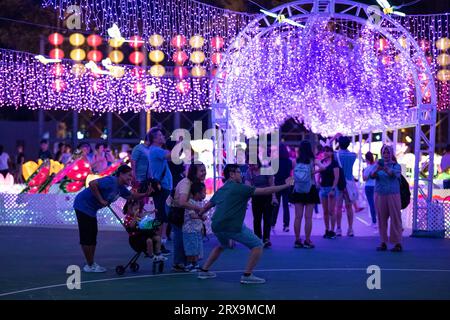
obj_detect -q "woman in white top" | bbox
[0,145,11,178]
[362,152,377,227]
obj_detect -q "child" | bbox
[123,199,167,262]
[183,182,207,272]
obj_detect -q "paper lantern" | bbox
[71,63,86,76]
[129,51,144,65]
[87,50,103,62]
[191,66,206,77]
[436,37,450,51]
[172,51,188,64]
[149,50,165,63]
[110,66,125,78]
[176,80,190,94]
[49,48,64,60]
[170,35,187,48]
[376,38,388,51]
[69,33,85,46]
[70,48,86,61]
[52,79,66,92]
[211,36,224,50]
[109,37,125,48]
[129,35,143,48]
[149,34,164,47]
[134,82,145,94]
[109,50,124,63]
[174,66,189,79]
[48,33,64,46]
[131,67,145,78]
[211,52,222,65]
[51,64,65,77]
[190,51,205,64]
[150,64,166,77]
[437,69,450,82]
[398,37,408,49]
[211,68,218,77]
[87,34,103,47]
[437,53,450,67]
[189,35,205,49]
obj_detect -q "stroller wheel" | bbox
[130,262,140,272]
[115,265,125,275]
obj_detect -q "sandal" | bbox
[390,244,403,252]
[376,243,387,251]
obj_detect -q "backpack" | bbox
[399,175,411,209]
[294,162,312,193]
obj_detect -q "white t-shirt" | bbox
[0,153,10,171]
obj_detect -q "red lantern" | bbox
[129,35,143,48]
[170,35,187,48]
[48,33,64,46]
[49,48,65,60]
[211,36,224,50]
[129,51,144,65]
[376,38,389,51]
[87,34,103,47]
[211,52,222,65]
[52,79,67,92]
[134,82,145,94]
[87,50,103,62]
[176,80,190,94]
[51,64,65,77]
[174,66,189,80]
[211,68,218,77]
[131,67,145,78]
[172,51,188,65]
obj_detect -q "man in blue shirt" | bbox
[147,127,173,254]
[73,165,153,272]
[335,136,357,237]
[131,134,151,185]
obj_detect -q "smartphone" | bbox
[378,159,384,167]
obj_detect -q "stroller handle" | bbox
[107,205,126,228]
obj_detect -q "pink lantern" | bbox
[51,64,65,77]
[87,34,103,47]
[174,66,189,80]
[129,36,143,48]
[87,50,103,62]
[376,38,389,51]
[131,67,145,78]
[48,33,64,46]
[170,35,187,48]
[176,80,190,94]
[52,79,66,92]
[49,48,65,60]
[211,52,222,65]
[211,36,224,50]
[172,51,188,65]
[129,51,144,65]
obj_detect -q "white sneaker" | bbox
[240,274,266,284]
[336,228,342,236]
[83,262,107,273]
[198,270,217,279]
[153,255,168,262]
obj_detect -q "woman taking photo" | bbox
[289,140,320,249]
[318,146,340,239]
[168,163,207,271]
[370,145,403,252]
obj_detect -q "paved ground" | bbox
[1,225,449,300]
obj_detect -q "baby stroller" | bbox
[108,205,165,275]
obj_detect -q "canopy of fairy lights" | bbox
[217,17,419,137]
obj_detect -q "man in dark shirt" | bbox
[38,140,53,161]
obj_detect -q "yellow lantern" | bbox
[109,37,125,48]
[70,48,86,61]
[190,51,205,64]
[191,66,206,77]
[149,50,165,63]
[109,66,125,78]
[71,63,86,76]
[436,37,450,51]
[69,33,85,46]
[437,53,450,67]
[149,34,164,47]
[189,35,205,49]
[437,69,450,82]
[150,64,166,77]
[109,50,124,63]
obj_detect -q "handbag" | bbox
[336,152,358,202]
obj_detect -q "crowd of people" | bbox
[71,128,408,284]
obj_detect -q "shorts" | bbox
[289,185,320,204]
[215,225,263,250]
[153,188,171,223]
[319,186,341,198]
[75,209,98,246]
[129,232,156,253]
[183,232,203,256]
